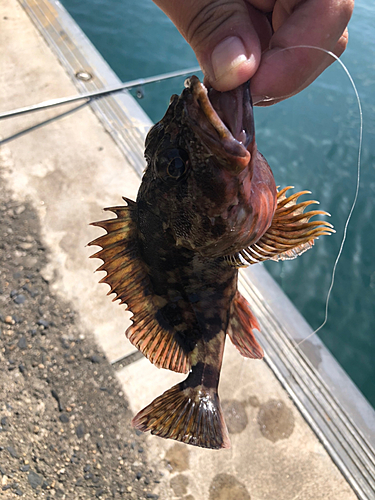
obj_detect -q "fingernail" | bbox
[211,36,248,82]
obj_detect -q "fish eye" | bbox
[156,148,189,181]
[167,156,186,179]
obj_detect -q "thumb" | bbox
[153,0,262,91]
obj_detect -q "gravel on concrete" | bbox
[0,179,162,498]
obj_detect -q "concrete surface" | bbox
[1,0,140,364]
[118,341,358,500]
[0,0,360,498]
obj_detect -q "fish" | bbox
[89,75,334,449]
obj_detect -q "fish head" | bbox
[140,75,277,257]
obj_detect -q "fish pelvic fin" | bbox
[132,383,230,449]
[89,198,190,374]
[227,291,263,359]
[225,186,335,267]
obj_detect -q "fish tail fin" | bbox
[132,382,230,449]
[227,291,264,359]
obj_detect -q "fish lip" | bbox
[183,76,253,171]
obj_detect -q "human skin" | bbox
[152,0,354,105]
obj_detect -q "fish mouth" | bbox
[184,75,254,171]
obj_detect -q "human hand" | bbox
[152,0,353,105]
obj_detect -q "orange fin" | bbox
[132,383,230,449]
[89,198,190,374]
[226,186,335,267]
[227,291,263,359]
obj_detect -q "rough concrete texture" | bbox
[0,1,358,499]
[1,0,140,363]
[0,180,163,499]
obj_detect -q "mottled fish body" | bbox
[90,76,334,449]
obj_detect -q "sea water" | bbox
[62,0,375,407]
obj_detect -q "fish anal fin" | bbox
[227,291,263,359]
[132,384,230,449]
[89,200,190,374]
[225,187,335,266]
[126,321,190,374]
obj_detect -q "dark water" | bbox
[62,0,375,407]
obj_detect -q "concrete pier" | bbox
[1,0,374,498]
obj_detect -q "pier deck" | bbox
[1,1,374,498]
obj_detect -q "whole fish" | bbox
[89,76,333,449]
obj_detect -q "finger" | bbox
[153,0,267,91]
[254,29,349,106]
[250,0,354,104]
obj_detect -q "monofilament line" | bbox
[265,45,363,347]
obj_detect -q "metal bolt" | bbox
[75,71,93,82]
[136,87,144,99]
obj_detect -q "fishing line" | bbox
[259,45,363,347]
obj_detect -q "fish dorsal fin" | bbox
[89,198,190,374]
[225,186,335,267]
[227,291,263,359]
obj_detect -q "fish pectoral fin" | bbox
[227,291,263,359]
[225,186,335,267]
[89,198,190,374]
[132,383,230,449]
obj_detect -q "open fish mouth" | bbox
[184,75,253,170]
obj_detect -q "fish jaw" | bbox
[179,77,277,255]
[183,75,252,173]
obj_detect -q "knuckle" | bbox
[335,29,349,56]
[185,0,243,48]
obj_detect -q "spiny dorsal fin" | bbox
[225,186,335,267]
[227,291,263,359]
[89,198,190,374]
